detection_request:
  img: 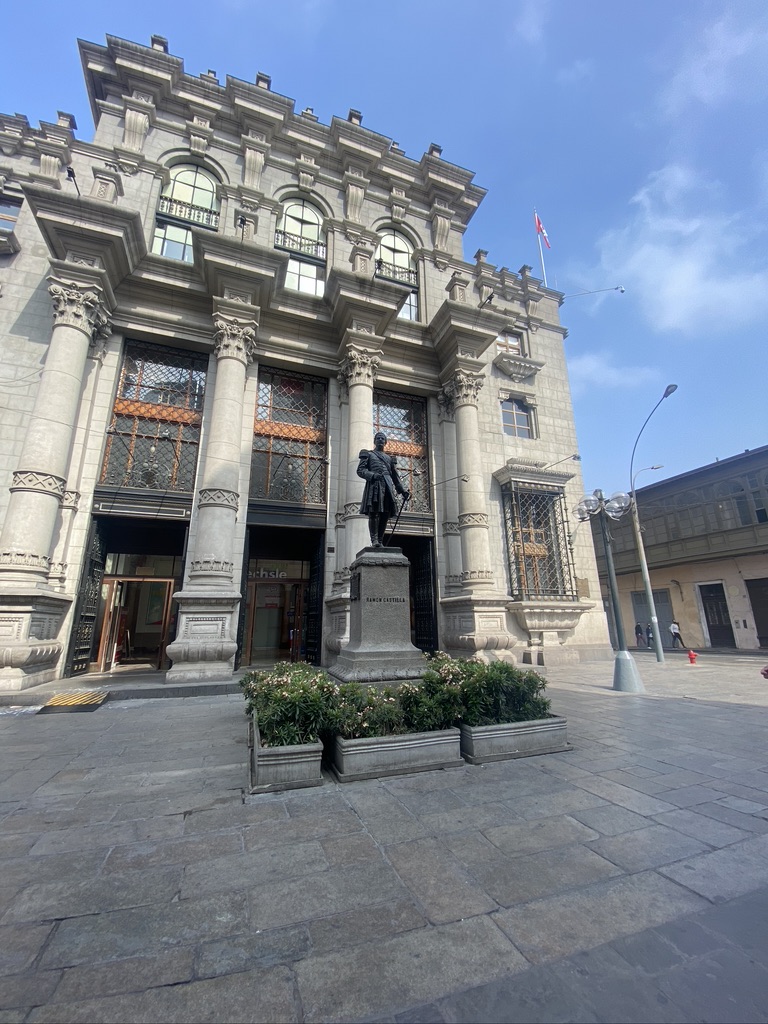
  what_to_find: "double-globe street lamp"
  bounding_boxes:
[574,489,645,693]
[629,384,678,663]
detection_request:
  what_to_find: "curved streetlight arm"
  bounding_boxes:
[628,385,677,494]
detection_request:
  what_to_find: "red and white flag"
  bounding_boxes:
[534,211,551,249]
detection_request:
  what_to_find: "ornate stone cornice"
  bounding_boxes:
[212,313,258,365]
[441,370,484,409]
[338,348,380,392]
[48,279,112,340]
[10,471,66,500]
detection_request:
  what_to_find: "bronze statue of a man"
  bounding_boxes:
[357,431,410,547]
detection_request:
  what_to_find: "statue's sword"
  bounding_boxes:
[384,494,410,546]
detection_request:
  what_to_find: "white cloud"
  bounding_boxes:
[662,14,768,117]
[556,59,593,86]
[567,351,658,398]
[594,164,768,335]
[510,0,551,46]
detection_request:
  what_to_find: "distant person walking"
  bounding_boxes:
[761,665,768,680]
[635,623,646,648]
[669,620,686,649]
[646,623,654,647]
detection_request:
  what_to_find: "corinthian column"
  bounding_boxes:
[338,343,381,567]
[166,302,258,682]
[441,371,494,590]
[0,273,111,585]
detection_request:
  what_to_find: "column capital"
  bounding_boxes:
[212,311,259,366]
[441,370,484,409]
[47,276,112,341]
[338,346,380,393]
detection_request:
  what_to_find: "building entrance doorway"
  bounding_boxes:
[699,582,736,647]
[96,578,175,672]
[746,578,768,648]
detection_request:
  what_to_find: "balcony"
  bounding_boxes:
[274,230,326,260]
[158,196,219,229]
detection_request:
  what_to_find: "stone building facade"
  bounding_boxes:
[590,446,768,652]
[0,33,610,690]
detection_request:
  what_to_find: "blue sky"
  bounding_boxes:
[4,0,767,495]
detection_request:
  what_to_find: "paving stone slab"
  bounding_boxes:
[655,948,768,1024]
[692,801,768,833]
[27,964,298,1023]
[195,927,310,977]
[320,832,380,867]
[651,808,750,848]
[494,871,709,964]
[103,830,244,872]
[2,865,183,925]
[608,928,686,974]
[384,838,498,923]
[0,923,55,976]
[296,915,527,1023]
[572,776,678,815]
[28,816,183,857]
[308,899,427,955]
[659,834,768,901]
[0,971,60,1011]
[248,860,407,931]
[587,823,711,872]
[417,801,522,836]
[51,950,195,1004]
[568,804,651,836]
[243,807,365,851]
[39,892,248,968]
[468,843,623,907]
[180,841,329,898]
[482,815,600,857]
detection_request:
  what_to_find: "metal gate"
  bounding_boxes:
[65,519,106,676]
[304,532,324,665]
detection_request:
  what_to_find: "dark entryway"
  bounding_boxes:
[699,582,736,647]
[395,536,438,653]
[746,578,768,648]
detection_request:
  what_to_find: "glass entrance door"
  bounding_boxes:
[96,578,175,671]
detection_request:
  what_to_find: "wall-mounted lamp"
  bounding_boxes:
[66,166,80,197]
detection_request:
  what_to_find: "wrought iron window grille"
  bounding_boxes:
[502,484,576,600]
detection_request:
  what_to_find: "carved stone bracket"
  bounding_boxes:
[48,279,112,340]
[10,471,65,500]
[212,314,258,365]
[442,520,460,536]
[62,491,80,511]
[343,166,369,224]
[198,488,239,510]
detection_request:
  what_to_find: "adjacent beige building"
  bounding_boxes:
[0,33,610,690]
[591,446,768,652]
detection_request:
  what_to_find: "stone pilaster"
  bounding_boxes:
[436,392,462,594]
[0,270,113,688]
[165,301,259,682]
[440,371,494,592]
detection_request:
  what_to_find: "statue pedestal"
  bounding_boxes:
[329,547,425,686]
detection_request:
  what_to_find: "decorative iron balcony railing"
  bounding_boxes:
[158,196,220,228]
[375,260,418,287]
[274,230,327,260]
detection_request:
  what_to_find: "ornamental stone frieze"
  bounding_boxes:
[442,521,460,536]
[441,371,484,409]
[48,280,112,340]
[212,315,258,365]
[198,488,239,510]
[458,512,489,530]
[460,568,494,583]
[189,558,235,577]
[342,502,361,522]
[337,349,380,393]
[10,471,66,500]
[0,551,51,571]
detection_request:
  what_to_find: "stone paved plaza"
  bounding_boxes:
[2,652,768,1022]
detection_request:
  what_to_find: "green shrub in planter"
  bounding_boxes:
[334,683,406,739]
[398,667,465,733]
[240,662,339,746]
[458,661,551,726]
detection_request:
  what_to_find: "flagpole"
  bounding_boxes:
[534,208,548,286]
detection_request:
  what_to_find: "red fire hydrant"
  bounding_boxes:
[688,650,697,665]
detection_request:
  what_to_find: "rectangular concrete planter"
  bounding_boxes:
[247,719,324,794]
[331,728,463,783]
[460,716,571,765]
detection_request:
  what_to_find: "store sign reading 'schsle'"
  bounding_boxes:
[250,560,304,580]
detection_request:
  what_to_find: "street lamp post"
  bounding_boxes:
[628,384,678,664]
[574,489,644,693]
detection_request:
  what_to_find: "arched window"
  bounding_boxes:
[275,199,326,297]
[375,230,418,321]
[501,397,534,439]
[151,165,220,263]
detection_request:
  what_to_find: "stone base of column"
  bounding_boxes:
[329,547,425,686]
[441,593,519,660]
[165,588,241,683]
[0,590,71,690]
